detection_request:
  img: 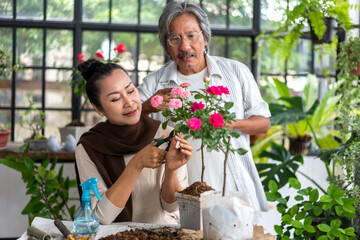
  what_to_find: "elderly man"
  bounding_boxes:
[138,1,271,220]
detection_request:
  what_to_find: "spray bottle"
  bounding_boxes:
[73,177,102,234]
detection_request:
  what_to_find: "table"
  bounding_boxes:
[18,217,180,240]
[0,142,75,163]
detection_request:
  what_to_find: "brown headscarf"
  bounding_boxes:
[75,114,161,222]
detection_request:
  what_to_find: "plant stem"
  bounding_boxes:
[222,137,231,197]
[297,170,326,194]
[201,142,205,182]
[40,179,58,220]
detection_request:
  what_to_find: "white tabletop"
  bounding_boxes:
[18,217,180,240]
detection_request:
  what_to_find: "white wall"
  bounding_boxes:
[0,163,78,238]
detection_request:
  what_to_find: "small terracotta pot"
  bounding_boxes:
[289,136,312,155]
[0,130,11,148]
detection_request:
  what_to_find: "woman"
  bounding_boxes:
[75,59,192,225]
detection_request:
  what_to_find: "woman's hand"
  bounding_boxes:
[165,133,193,171]
[142,88,172,114]
[132,141,167,170]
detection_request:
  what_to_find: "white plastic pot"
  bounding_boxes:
[202,191,254,240]
[174,192,202,230]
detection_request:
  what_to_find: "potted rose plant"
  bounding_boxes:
[151,79,254,239]
[59,43,127,143]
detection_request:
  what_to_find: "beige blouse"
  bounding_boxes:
[75,126,188,225]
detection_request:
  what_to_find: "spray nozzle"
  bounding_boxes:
[80,177,102,202]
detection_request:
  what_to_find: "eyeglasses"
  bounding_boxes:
[167,30,203,47]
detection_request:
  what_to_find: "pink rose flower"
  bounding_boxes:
[206,86,222,96]
[171,87,183,97]
[169,98,182,109]
[180,83,191,87]
[188,118,202,130]
[209,113,224,129]
[190,101,205,112]
[220,86,229,94]
[96,52,104,59]
[150,95,163,108]
[179,90,191,98]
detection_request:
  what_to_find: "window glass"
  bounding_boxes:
[229,37,251,68]
[45,111,71,140]
[138,33,164,72]
[0,0,12,18]
[15,69,43,108]
[15,110,30,141]
[229,0,252,29]
[259,40,285,74]
[209,36,226,57]
[47,0,74,20]
[260,0,284,30]
[82,31,109,59]
[314,45,337,76]
[17,28,43,67]
[0,110,11,130]
[259,75,285,103]
[112,32,137,71]
[140,0,164,25]
[112,0,138,24]
[46,30,73,68]
[202,0,226,28]
[17,0,43,19]
[288,39,311,74]
[83,0,109,22]
[45,70,72,108]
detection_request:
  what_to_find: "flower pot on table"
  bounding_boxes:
[24,138,48,151]
[201,191,254,240]
[174,192,202,230]
[0,130,11,148]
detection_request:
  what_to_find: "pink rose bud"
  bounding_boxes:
[204,76,210,82]
[209,113,224,129]
[188,118,202,130]
[150,95,163,108]
[180,83,191,87]
[169,98,182,109]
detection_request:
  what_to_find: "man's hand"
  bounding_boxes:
[142,88,172,115]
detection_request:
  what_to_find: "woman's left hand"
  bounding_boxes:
[165,133,193,171]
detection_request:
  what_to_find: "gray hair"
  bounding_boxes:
[158,1,211,54]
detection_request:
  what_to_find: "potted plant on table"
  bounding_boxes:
[59,43,127,143]
[0,122,11,148]
[151,79,253,239]
[20,99,48,151]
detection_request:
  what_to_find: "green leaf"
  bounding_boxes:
[289,178,301,189]
[277,205,286,214]
[26,187,40,195]
[320,195,332,202]
[0,158,28,173]
[309,189,319,202]
[295,211,306,220]
[47,170,57,180]
[34,174,42,183]
[268,180,278,193]
[313,206,323,216]
[294,228,303,236]
[41,156,50,168]
[318,224,331,232]
[38,166,46,178]
[282,214,292,222]
[277,197,287,205]
[291,220,303,229]
[344,227,356,236]
[317,236,329,240]
[304,224,316,233]
[303,202,314,211]
[330,219,341,229]
[274,225,283,235]
[295,195,304,201]
[298,189,309,195]
[265,192,277,202]
[289,205,299,216]
[304,216,312,226]
[236,148,247,155]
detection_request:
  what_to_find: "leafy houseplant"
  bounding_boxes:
[256,0,352,62]
[0,143,79,224]
[20,99,47,151]
[267,177,356,240]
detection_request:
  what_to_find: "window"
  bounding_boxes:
[0,0,349,142]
